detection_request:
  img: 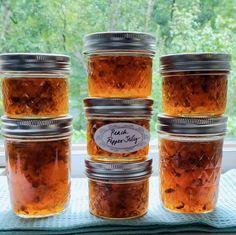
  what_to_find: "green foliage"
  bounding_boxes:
[0,0,235,141]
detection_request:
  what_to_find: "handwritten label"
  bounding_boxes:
[94,123,150,153]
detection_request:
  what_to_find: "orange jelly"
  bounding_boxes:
[86,159,152,219]
[160,53,231,116]
[158,115,227,213]
[84,98,153,162]
[2,116,72,218]
[0,53,69,118]
[83,32,156,98]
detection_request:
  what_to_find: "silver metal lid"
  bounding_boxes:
[85,158,152,181]
[158,114,227,135]
[84,98,153,117]
[83,31,156,55]
[160,53,231,72]
[0,53,70,73]
[1,115,73,138]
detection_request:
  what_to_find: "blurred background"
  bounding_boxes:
[0,0,235,142]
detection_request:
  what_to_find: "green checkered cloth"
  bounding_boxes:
[0,170,236,235]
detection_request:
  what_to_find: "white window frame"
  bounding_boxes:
[1,142,235,177]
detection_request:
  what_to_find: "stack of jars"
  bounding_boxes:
[0,53,73,218]
[83,32,156,219]
[158,53,231,213]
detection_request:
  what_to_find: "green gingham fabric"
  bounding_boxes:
[0,170,236,235]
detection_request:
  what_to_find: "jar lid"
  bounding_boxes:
[160,53,231,73]
[0,53,70,73]
[85,158,152,181]
[158,114,227,135]
[84,98,153,117]
[1,115,73,138]
[83,31,156,55]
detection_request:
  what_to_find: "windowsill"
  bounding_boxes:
[0,168,6,176]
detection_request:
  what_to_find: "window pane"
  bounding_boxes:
[0,0,235,143]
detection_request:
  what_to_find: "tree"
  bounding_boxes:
[0,0,235,139]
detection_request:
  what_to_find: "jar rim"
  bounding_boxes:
[83,31,156,55]
[85,158,152,181]
[84,50,155,57]
[1,115,73,138]
[88,175,151,183]
[157,114,227,135]
[160,52,231,72]
[0,53,70,73]
[84,98,153,117]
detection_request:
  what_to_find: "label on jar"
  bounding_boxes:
[94,122,150,153]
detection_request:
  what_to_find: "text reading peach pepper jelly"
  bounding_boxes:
[84,98,153,162]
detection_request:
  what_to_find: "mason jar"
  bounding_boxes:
[160,53,231,116]
[83,32,156,98]
[158,114,227,213]
[84,98,153,162]
[1,116,73,218]
[0,53,70,118]
[85,159,152,219]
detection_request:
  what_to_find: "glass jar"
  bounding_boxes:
[160,53,231,116]
[84,98,153,162]
[0,53,70,118]
[158,115,227,213]
[85,159,152,219]
[83,32,156,98]
[1,116,73,218]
